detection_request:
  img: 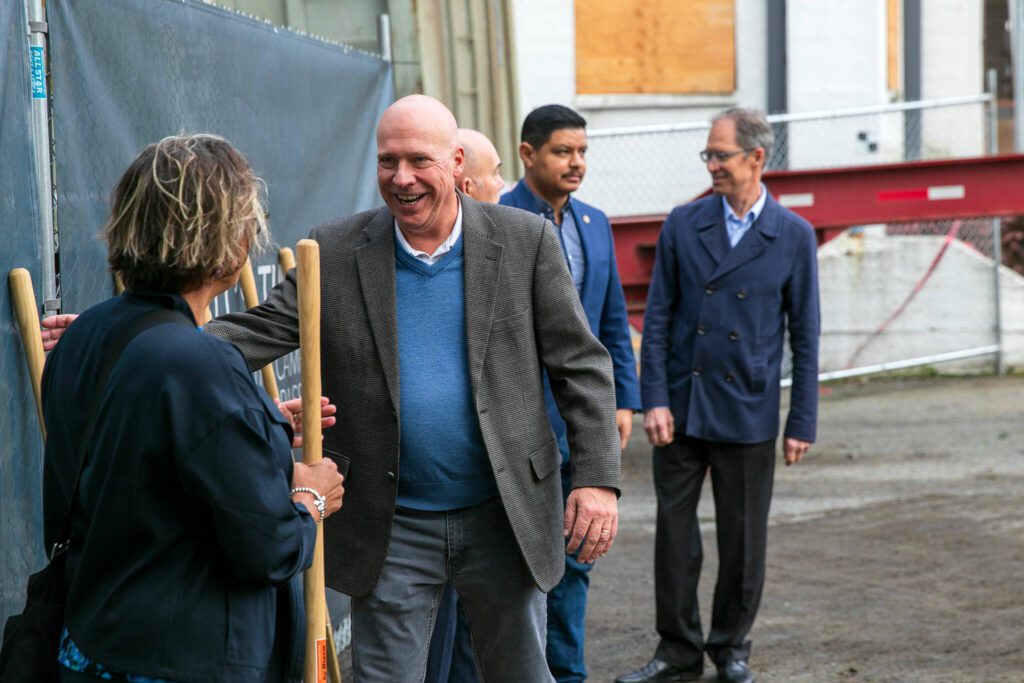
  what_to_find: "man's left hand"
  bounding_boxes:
[783,437,811,466]
[564,486,618,564]
[615,409,633,451]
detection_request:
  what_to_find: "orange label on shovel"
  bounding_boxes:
[316,637,327,683]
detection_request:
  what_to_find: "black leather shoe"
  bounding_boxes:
[615,658,701,683]
[717,659,755,683]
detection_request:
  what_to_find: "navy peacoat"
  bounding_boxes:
[640,193,820,444]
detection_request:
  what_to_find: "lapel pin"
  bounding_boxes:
[582,214,591,224]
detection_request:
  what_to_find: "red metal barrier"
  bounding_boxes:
[612,154,1024,330]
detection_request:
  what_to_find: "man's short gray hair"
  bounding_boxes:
[713,108,773,162]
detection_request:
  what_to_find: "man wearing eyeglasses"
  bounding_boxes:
[616,109,820,683]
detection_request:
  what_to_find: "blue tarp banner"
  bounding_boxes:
[0,0,48,624]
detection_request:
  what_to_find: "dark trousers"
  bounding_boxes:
[652,436,775,672]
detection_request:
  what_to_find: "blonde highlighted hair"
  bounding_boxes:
[104,134,269,293]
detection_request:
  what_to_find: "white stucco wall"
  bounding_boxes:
[509,0,576,122]
[920,0,987,157]
[787,0,888,112]
[785,0,892,168]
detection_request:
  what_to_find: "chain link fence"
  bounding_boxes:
[577,95,993,217]
[592,96,1017,381]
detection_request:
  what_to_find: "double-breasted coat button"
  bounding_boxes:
[724,373,735,383]
[387,471,396,481]
[736,289,747,299]
[729,331,740,341]
[696,325,707,335]
[704,285,716,295]
[692,367,703,377]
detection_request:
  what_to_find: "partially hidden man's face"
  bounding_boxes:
[705,117,762,199]
[522,127,587,198]
[465,144,504,204]
[377,115,464,237]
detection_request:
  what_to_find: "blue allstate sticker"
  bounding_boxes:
[30,46,46,98]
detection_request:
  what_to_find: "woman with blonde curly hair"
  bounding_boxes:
[41,134,343,682]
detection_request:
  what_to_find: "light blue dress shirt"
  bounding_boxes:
[529,193,585,294]
[557,208,585,293]
[722,183,768,248]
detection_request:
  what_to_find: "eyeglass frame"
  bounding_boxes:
[699,148,751,164]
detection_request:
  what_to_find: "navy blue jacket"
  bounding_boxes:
[501,181,641,451]
[42,291,317,682]
[640,193,820,443]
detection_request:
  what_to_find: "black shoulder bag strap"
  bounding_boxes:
[0,307,192,683]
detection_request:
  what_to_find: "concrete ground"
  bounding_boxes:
[588,376,1024,683]
[337,375,1024,682]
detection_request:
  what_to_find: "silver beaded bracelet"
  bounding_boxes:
[290,486,326,523]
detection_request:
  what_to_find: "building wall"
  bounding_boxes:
[510,0,766,130]
[921,0,987,157]
[510,1,986,129]
[510,0,575,122]
[785,0,892,168]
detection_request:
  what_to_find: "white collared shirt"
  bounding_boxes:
[394,204,464,265]
[722,183,768,248]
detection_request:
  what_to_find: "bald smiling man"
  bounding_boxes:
[204,96,621,681]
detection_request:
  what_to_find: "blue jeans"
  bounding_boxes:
[545,463,593,683]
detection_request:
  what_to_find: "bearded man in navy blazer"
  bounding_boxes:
[618,109,819,683]
[502,104,641,683]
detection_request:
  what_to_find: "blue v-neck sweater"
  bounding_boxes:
[394,237,498,510]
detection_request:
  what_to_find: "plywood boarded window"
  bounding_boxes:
[575,0,735,95]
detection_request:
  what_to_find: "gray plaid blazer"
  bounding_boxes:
[206,194,620,596]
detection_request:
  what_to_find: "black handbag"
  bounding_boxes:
[0,546,69,681]
[0,308,191,682]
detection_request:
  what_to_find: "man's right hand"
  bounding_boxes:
[41,313,79,351]
[292,460,344,520]
[275,396,338,449]
[643,407,675,446]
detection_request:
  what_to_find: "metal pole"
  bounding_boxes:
[987,67,1005,376]
[903,0,922,160]
[25,0,58,317]
[1013,0,1024,152]
[987,68,999,156]
[767,0,788,170]
[377,14,392,63]
[588,94,992,138]
[780,345,1001,387]
[992,216,1004,376]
